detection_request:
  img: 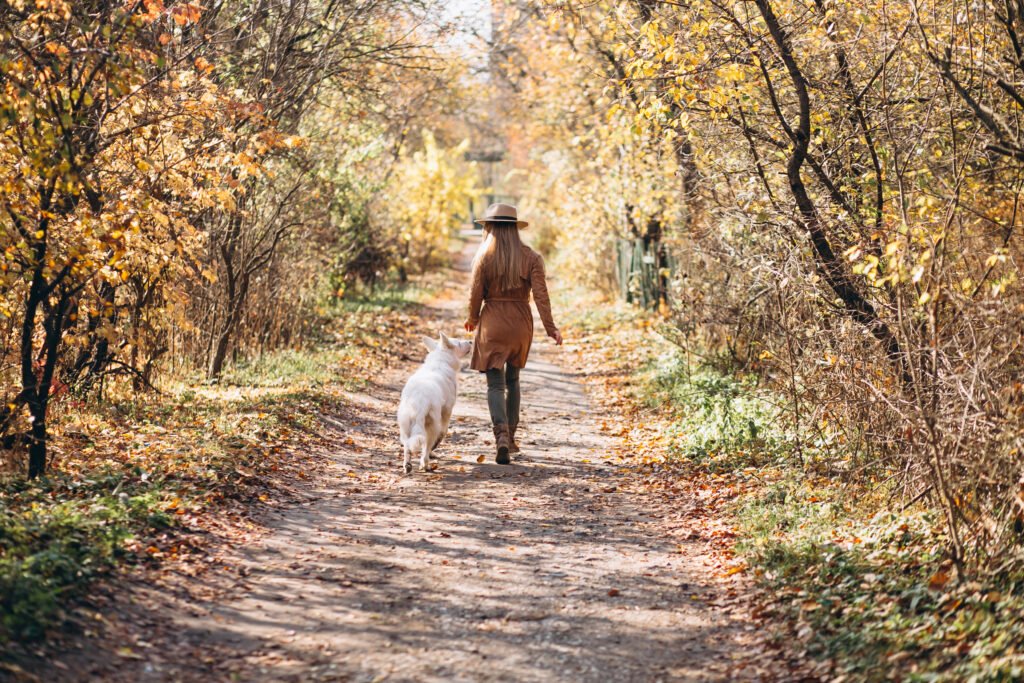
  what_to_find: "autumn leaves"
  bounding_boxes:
[0,1,463,477]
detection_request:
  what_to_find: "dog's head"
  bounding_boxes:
[422,332,472,360]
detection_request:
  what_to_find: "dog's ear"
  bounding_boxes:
[422,335,438,352]
[439,331,453,349]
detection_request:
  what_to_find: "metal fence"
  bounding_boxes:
[617,238,673,309]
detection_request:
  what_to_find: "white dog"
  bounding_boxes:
[397,332,472,473]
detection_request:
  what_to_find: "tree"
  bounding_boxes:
[0,1,231,476]
[511,0,1024,567]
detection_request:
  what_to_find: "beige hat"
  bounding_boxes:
[474,203,528,228]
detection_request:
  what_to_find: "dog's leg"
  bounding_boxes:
[406,434,426,474]
[420,439,430,472]
[435,406,452,450]
[401,438,413,475]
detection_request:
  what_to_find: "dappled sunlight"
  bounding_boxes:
[3,0,1023,680]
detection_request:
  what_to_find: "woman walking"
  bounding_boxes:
[464,203,562,464]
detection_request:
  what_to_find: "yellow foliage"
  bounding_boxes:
[379,130,479,273]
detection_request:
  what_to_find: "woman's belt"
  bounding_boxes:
[484,297,527,302]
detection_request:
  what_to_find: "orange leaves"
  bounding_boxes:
[927,569,952,591]
[0,0,261,439]
[193,56,214,74]
[171,3,203,26]
[143,0,167,17]
[43,41,69,59]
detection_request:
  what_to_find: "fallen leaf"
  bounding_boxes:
[928,570,951,591]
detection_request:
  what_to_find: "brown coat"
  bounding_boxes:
[467,245,558,371]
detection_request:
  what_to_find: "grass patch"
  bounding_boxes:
[0,475,171,641]
[737,477,1024,681]
[338,281,431,312]
[227,348,357,389]
[646,349,1024,680]
[224,283,426,390]
[640,350,787,471]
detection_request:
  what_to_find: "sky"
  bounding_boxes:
[439,0,492,48]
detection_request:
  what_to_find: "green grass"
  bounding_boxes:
[640,349,790,471]
[337,281,431,311]
[737,479,1024,681]
[0,473,172,641]
[226,348,356,389]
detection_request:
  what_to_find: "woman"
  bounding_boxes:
[464,203,562,464]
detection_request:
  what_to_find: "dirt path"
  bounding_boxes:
[37,239,772,682]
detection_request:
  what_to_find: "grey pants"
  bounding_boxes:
[485,363,521,426]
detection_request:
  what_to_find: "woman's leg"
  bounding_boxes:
[485,367,511,464]
[505,363,522,454]
[505,363,521,427]
[485,368,508,424]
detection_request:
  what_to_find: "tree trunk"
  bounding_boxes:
[207,269,249,380]
[27,403,47,479]
[208,317,234,379]
[755,0,909,383]
[209,225,241,380]
[21,260,46,478]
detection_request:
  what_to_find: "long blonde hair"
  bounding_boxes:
[473,222,525,292]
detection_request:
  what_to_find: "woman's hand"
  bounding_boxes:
[551,330,563,346]
[464,320,476,332]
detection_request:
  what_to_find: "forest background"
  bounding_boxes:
[2,0,1024,680]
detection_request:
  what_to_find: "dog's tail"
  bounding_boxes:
[406,433,427,456]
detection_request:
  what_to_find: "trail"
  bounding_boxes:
[41,239,770,682]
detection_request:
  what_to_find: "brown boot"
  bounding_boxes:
[508,423,520,454]
[493,424,511,464]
